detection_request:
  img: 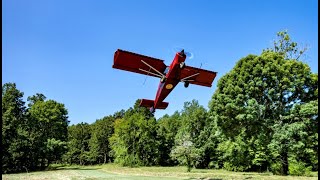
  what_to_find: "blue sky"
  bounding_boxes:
[3,0,318,125]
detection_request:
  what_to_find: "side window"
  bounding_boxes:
[164,67,170,74]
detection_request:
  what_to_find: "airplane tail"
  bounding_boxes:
[139,99,169,112]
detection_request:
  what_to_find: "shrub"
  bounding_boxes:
[270,162,283,175]
[289,161,312,176]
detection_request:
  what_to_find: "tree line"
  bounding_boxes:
[2,31,318,176]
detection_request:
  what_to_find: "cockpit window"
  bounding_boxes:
[164,67,170,74]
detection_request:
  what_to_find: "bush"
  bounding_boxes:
[123,154,140,167]
[223,162,247,172]
[208,161,219,169]
[289,161,312,176]
[270,162,283,175]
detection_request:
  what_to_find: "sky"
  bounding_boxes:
[2,0,318,125]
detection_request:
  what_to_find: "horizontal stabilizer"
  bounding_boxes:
[157,101,169,109]
[139,99,169,110]
[140,99,154,108]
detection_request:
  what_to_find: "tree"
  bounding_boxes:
[2,83,29,173]
[88,115,115,164]
[208,31,317,175]
[110,100,159,166]
[65,123,91,165]
[27,93,46,107]
[171,132,200,172]
[196,115,226,169]
[28,98,69,168]
[268,30,308,60]
[268,99,318,175]
[156,111,181,166]
[170,100,208,170]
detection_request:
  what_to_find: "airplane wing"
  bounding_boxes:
[113,49,167,78]
[179,65,217,87]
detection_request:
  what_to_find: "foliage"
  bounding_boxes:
[156,111,181,166]
[88,115,115,164]
[171,132,200,172]
[2,83,28,173]
[109,100,159,167]
[170,100,208,171]
[289,160,312,176]
[266,30,308,60]
[2,83,69,173]
[28,98,69,168]
[208,31,317,175]
[64,123,91,165]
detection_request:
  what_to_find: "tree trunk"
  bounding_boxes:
[104,153,107,164]
[186,156,191,172]
[281,151,288,175]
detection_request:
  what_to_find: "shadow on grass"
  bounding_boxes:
[47,166,101,171]
[242,173,272,176]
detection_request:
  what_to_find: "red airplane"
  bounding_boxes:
[112,49,217,112]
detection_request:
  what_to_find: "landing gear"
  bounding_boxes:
[180,62,185,69]
[160,77,166,83]
[150,107,155,113]
[184,82,189,88]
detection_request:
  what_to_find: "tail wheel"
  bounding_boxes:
[150,107,155,113]
[184,82,189,88]
[180,62,185,69]
[160,77,166,83]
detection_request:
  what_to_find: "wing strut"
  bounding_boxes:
[181,72,200,82]
[139,68,163,78]
[140,60,166,78]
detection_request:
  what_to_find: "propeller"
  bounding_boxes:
[172,47,194,59]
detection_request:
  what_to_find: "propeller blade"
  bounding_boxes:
[172,47,194,59]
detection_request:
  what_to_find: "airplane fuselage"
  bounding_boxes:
[153,52,186,110]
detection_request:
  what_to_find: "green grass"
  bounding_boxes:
[2,164,318,180]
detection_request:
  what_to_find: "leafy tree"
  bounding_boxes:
[27,93,46,107]
[171,132,200,172]
[180,100,208,140]
[89,115,115,164]
[170,100,208,170]
[208,31,317,175]
[28,98,69,168]
[157,111,181,166]
[64,123,92,165]
[2,83,29,173]
[110,100,159,166]
[266,30,308,60]
[268,99,318,175]
[113,109,126,119]
[197,116,226,169]
[217,132,254,172]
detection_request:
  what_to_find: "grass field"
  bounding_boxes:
[2,164,318,180]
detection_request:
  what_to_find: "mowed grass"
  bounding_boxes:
[2,163,318,180]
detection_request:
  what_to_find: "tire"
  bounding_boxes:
[180,62,185,68]
[184,82,189,88]
[150,107,155,113]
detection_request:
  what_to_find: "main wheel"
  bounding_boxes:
[184,82,189,88]
[180,62,185,68]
